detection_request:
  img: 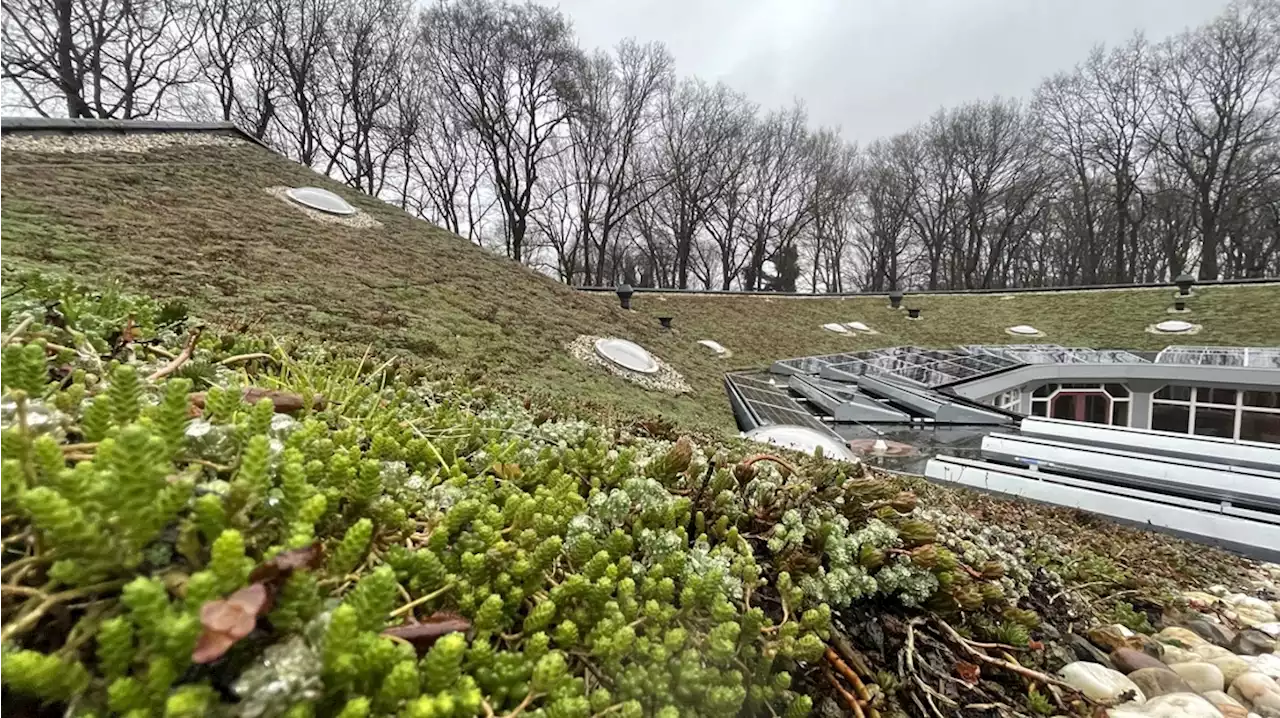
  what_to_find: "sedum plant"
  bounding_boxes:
[0,276,1030,717]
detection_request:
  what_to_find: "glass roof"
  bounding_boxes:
[777,346,1020,389]
[776,343,1166,389]
[1154,346,1280,368]
[965,345,1150,365]
[728,372,833,432]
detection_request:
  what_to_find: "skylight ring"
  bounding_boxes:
[285,186,358,216]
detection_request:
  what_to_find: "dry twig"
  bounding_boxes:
[148,328,202,382]
[932,616,1089,707]
[2,316,34,347]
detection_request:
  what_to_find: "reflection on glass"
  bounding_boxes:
[1151,404,1190,433]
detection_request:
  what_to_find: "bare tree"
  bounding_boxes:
[1035,36,1156,282]
[739,104,819,290]
[852,136,915,290]
[648,78,754,287]
[567,40,673,286]
[1145,0,1280,278]
[3,0,202,118]
[262,0,335,165]
[422,0,582,263]
[318,0,409,194]
[191,0,276,136]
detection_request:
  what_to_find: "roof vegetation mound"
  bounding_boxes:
[2,129,1279,432]
[0,273,1266,718]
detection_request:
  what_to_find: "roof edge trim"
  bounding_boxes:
[1,117,271,150]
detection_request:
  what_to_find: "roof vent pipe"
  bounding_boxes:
[888,290,905,309]
[658,316,672,330]
[1174,273,1195,296]
[906,307,922,320]
[616,284,634,310]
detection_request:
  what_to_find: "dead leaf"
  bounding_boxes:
[189,389,326,415]
[492,463,522,481]
[192,583,270,664]
[955,660,981,685]
[381,612,471,654]
[248,542,323,586]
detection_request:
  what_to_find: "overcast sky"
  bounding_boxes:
[546,0,1233,143]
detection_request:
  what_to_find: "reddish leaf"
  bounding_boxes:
[1028,640,1045,651]
[381,613,471,654]
[226,583,271,619]
[192,583,271,664]
[955,661,981,685]
[248,542,323,586]
[192,630,239,664]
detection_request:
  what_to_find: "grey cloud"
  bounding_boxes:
[547,0,1233,141]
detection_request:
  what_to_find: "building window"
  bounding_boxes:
[1028,383,1131,427]
[993,389,1021,412]
[1151,384,1280,444]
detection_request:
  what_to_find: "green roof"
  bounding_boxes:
[3,127,1278,432]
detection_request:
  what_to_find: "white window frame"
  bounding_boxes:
[1029,383,1132,426]
[1152,386,1280,441]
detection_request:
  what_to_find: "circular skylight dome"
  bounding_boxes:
[593,338,659,374]
[744,425,857,462]
[1154,320,1195,333]
[846,321,871,332]
[822,323,850,334]
[286,187,357,216]
[1007,325,1041,336]
[697,339,727,355]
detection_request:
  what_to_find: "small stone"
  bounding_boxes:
[1250,654,1280,680]
[1230,673,1280,716]
[1068,633,1115,668]
[1162,645,1202,665]
[1186,591,1224,608]
[1170,662,1226,693]
[1190,619,1240,648]
[1106,693,1226,718]
[1199,645,1241,661]
[1127,667,1195,699]
[1257,624,1280,639]
[1235,630,1278,656]
[1114,648,1172,673]
[1210,585,1232,597]
[1159,626,1211,648]
[1059,661,1147,704]
[1092,625,1139,652]
[1226,595,1278,627]
[1211,655,1256,686]
[1203,689,1245,712]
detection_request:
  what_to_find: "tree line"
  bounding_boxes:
[4,0,1279,289]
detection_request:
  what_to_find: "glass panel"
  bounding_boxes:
[1104,383,1129,398]
[1032,384,1055,398]
[1151,404,1190,434]
[1240,411,1280,444]
[1111,401,1129,427]
[1050,394,1077,419]
[1243,391,1280,409]
[1155,385,1192,401]
[1193,406,1236,439]
[1031,402,1047,417]
[1196,387,1237,406]
[1083,394,1110,424]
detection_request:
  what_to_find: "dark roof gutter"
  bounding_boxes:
[575,276,1279,298]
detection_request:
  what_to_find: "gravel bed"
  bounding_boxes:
[2,132,247,154]
[567,335,690,393]
[265,186,382,229]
